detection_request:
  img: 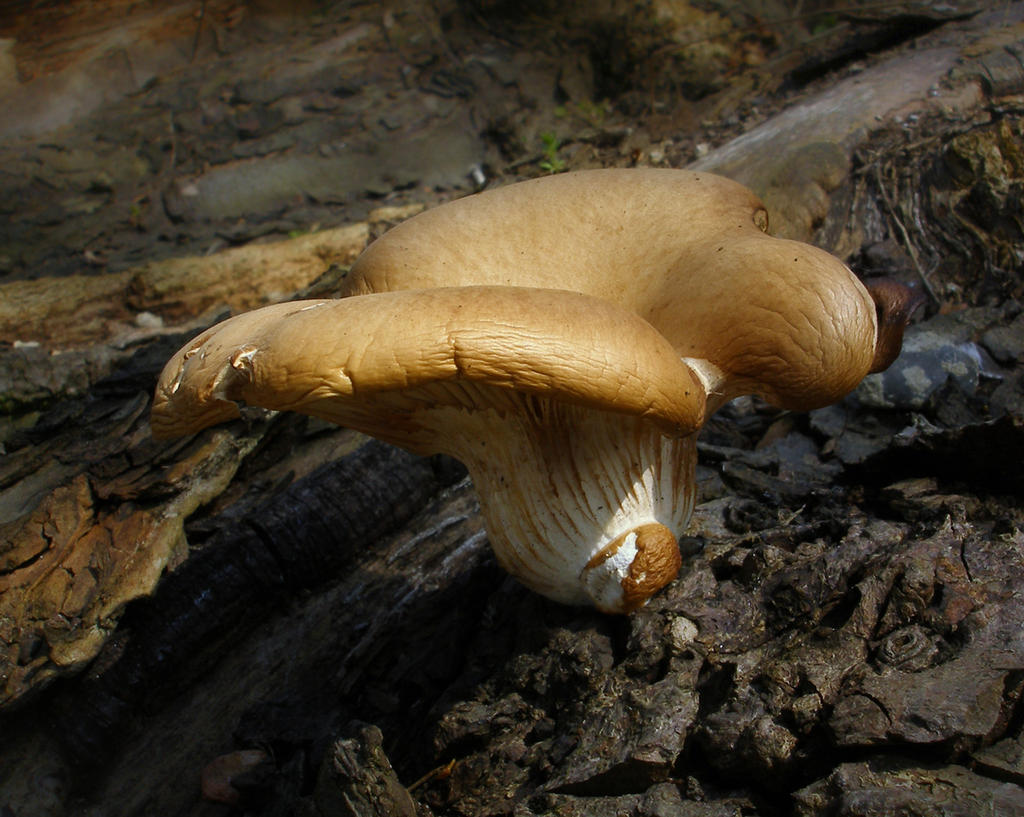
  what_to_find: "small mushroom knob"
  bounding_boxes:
[581,523,682,613]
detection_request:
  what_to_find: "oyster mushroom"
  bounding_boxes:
[152,169,914,613]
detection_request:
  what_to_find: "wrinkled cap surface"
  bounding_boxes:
[152,287,709,444]
[343,168,885,413]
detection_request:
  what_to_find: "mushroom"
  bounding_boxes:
[152,169,915,613]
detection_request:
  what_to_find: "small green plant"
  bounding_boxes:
[575,98,610,126]
[287,223,319,239]
[539,131,567,174]
[810,12,839,36]
[554,99,610,126]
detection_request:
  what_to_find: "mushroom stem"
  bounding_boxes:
[433,402,696,613]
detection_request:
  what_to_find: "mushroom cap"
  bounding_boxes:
[344,168,880,412]
[151,286,707,444]
[647,234,877,410]
[344,169,768,306]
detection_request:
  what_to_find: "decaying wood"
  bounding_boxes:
[0,224,369,348]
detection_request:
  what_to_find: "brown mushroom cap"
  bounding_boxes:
[152,286,708,445]
[647,234,878,410]
[343,168,879,412]
[343,169,767,306]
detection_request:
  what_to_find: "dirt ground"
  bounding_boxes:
[2,1,1024,816]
